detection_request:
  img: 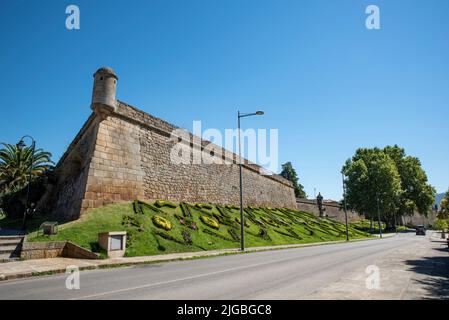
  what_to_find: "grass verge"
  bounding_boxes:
[23,201,371,258]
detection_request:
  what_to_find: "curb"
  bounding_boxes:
[0,234,393,282]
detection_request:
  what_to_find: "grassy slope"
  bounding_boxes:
[350,219,407,233]
[26,201,371,258]
[350,219,386,233]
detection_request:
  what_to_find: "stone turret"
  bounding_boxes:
[91,67,118,115]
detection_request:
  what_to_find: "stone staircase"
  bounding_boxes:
[0,235,24,262]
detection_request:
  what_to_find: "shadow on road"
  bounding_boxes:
[405,247,449,300]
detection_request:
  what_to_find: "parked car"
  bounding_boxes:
[415,225,426,236]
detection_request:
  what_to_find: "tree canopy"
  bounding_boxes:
[0,142,54,194]
[342,145,435,228]
[383,145,435,217]
[280,162,306,198]
[437,189,449,220]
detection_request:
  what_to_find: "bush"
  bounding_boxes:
[152,215,172,231]
[0,170,56,219]
[0,190,25,219]
[180,202,192,217]
[434,219,448,231]
[182,230,193,244]
[133,200,162,214]
[154,200,177,209]
[234,217,250,227]
[200,215,220,229]
[195,203,213,210]
[258,228,271,240]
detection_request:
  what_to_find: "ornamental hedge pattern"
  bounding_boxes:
[129,199,370,252]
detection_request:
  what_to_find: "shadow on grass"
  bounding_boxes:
[405,248,449,299]
[0,214,55,236]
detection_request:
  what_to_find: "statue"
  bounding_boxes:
[316,192,324,217]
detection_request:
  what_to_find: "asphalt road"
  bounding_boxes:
[0,233,437,299]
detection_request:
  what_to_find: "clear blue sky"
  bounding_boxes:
[1,0,448,200]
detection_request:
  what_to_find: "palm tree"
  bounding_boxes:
[0,142,54,194]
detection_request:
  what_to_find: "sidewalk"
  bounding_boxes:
[0,236,387,282]
[305,231,449,299]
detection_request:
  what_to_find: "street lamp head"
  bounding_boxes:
[255,111,264,115]
[16,140,26,149]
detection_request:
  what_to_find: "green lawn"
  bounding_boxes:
[25,200,371,258]
[350,219,407,233]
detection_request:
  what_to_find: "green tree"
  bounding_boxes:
[384,145,435,217]
[280,162,306,198]
[434,219,448,231]
[0,142,54,194]
[438,189,449,219]
[342,148,402,229]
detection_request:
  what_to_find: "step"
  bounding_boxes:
[0,236,24,241]
[0,239,23,245]
[0,253,20,263]
[0,246,19,254]
[0,253,12,261]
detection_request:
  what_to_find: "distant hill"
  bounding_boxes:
[435,193,445,207]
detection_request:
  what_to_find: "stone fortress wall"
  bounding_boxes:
[296,199,437,227]
[296,199,361,223]
[49,67,296,221]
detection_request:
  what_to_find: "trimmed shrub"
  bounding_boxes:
[154,230,184,245]
[133,200,162,214]
[234,217,250,228]
[154,200,177,209]
[203,228,235,242]
[260,216,279,228]
[216,205,231,218]
[152,215,172,231]
[180,202,192,217]
[182,230,193,244]
[258,228,271,240]
[122,215,146,233]
[228,228,240,241]
[174,213,198,230]
[274,229,302,240]
[200,215,220,230]
[195,203,213,210]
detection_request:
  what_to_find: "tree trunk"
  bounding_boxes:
[385,215,395,231]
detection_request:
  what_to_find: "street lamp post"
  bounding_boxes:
[376,192,383,239]
[16,135,36,231]
[238,110,264,251]
[341,172,349,242]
